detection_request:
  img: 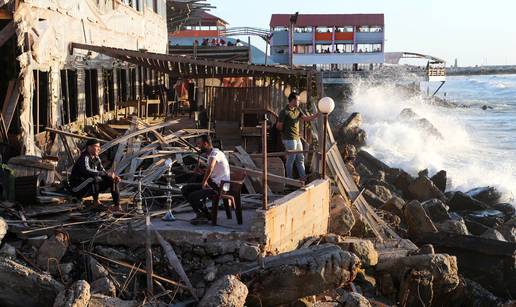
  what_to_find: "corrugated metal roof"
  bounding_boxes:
[269,14,384,27]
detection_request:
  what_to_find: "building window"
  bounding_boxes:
[336,26,353,33]
[316,44,333,54]
[356,43,383,53]
[294,27,312,33]
[273,26,288,32]
[357,26,383,33]
[316,26,333,33]
[32,71,49,134]
[60,70,78,125]
[293,45,314,54]
[85,69,99,118]
[335,44,354,53]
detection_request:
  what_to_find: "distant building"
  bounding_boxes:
[169,12,229,46]
[454,58,458,68]
[269,14,385,71]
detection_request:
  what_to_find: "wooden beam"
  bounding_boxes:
[0,21,15,48]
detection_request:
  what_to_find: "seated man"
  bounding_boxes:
[181,135,230,224]
[69,139,122,211]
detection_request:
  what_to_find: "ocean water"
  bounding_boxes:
[345,74,516,204]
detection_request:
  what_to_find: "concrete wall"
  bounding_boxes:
[253,179,331,254]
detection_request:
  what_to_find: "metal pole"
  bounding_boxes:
[262,119,268,210]
[145,214,154,296]
[321,113,328,178]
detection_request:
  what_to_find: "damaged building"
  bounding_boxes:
[0,0,168,156]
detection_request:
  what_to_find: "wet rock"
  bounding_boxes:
[89,294,138,307]
[464,218,490,236]
[0,243,16,258]
[407,175,446,202]
[37,232,70,270]
[345,162,361,185]
[342,112,362,129]
[436,215,469,235]
[88,257,109,281]
[0,217,7,244]
[416,118,443,139]
[399,108,419,119]
[480,228,507,241]
[367,185,392,203]
[391,169,415,198]
[199,275,248,307]
[0,258,63,307]
[53,280,90,307]
[381,196,405,218]
[430,170,447,192]
[90,277,116,297]
[238,243,260,261]
[338,292,371,307]
[491,203,516,220]
[404,200,438,237]
[357,150,391,174]
[465,210,505,228]
[443,277,501,307]
[466,186,502,205]
[363,189,385,208]
[340,127,367,147]
[330,196,355,236]
[500,217,516,242]
[421,199,450,223]
[447,191,490,212]
[336,238,378,267]
[243,244,360,306]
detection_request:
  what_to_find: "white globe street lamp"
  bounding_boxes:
[318,97,335,178]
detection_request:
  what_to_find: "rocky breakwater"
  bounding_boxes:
[332,111,516,302]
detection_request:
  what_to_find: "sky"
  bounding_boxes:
[209,0,516,67]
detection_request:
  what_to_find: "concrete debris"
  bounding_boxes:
[0,258,63,307]
[243,244,360,306]
[338,292,371,307]
[90,277,116,297]
[36,232,70,270]
[198,275,248,307]
[53,280,90,307]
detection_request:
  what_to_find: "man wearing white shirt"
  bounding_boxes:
[181,135,230,224]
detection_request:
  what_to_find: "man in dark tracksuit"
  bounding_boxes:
[70,139,121,211]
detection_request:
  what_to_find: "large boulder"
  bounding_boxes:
[430,170,447,192]
[381,196,405,218]
[336,238,378,267]
[464,218,490,236]
[243,244,360,306]
[404,200,438,238]
[421,199,451,223]
[407,175,446,202]
[442,277,502,307]
[447,192,490,212]
[342,112,362,129]
[340,127,367,147]
[491,203,516,220]
[390,169,415,199]
[367,185,393,203]
[436,215,469,235]
[0,258,63,307]
[465,186,502,205]
[199,275,248,307]
[499,217,516,242]
[53,280,90,307]
[329,195,356,236]
[340,144,357,162]
[480,228,507,241]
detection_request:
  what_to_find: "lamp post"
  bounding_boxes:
[318,97,335,179]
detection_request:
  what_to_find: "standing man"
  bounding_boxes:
[276,92,319,180]
[181,135,230,224]
[69,140,122,211]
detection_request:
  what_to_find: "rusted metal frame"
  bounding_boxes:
[71,43,311,76]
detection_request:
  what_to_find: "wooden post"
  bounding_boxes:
[262,118,268,210]
[265,40,269,65]
[321,113,328,179]
[145,214,153,296]
[35,71,40,134]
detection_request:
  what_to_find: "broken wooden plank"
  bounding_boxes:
[45,127,108,143]
[1,78,20,132]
